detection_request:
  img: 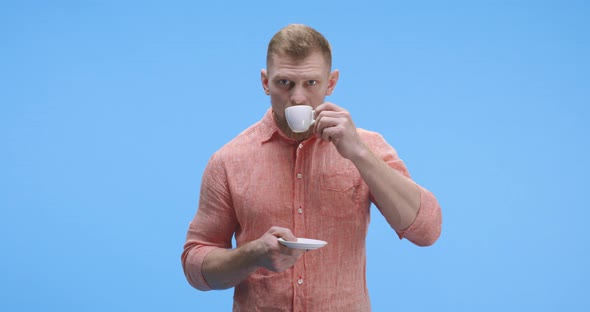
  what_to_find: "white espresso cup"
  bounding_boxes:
[285,105,316,133]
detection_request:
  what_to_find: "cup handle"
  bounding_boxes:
[311,110,316,125]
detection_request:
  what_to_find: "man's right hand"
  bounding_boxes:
[254,226,306,272]
[201,226,304,289]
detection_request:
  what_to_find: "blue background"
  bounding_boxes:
[1,1,588,311]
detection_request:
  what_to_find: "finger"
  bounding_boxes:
[320,126,343,143]
[315,117,345,140]
[269,226,297,242]
[314,103,341,121]
[314,115,339,132]
[314,111,349,133]
[314,102,329,114]
[290,249,306,258]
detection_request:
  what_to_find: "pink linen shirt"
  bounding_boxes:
[182,109,442,311]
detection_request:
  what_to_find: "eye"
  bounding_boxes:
[278,79,290,86]
[307,80,318,86]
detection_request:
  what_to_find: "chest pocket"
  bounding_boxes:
[318,154,364,218]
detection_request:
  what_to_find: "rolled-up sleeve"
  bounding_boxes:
[366,131,442,246]
[181,152,237,291]
[395,186,442,246]
[182,244,218,291]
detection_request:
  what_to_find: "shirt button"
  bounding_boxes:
[296,173,302,179]
[298,208,303,214]
[297,279,304,285]
[298,143,303,149]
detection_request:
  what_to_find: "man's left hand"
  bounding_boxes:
[314,102,367,161]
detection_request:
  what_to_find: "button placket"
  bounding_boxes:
[293,142,306,226]
[292,142,307,310]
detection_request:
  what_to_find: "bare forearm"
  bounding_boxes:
[202,242,261,290]
[198,226,305,290]
[351,146,421,230]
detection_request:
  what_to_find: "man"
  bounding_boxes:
[182,24,442,311]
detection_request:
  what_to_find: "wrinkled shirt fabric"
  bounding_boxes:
[182,109,442,311]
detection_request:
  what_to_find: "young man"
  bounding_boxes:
[182,24,442,311]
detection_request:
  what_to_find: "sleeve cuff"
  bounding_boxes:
[183,245,218,291]
[395,186,442,246]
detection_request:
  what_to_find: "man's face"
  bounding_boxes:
[261,51,339,139]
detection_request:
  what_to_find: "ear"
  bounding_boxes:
[261,69,270,95]
[326,69,339,96]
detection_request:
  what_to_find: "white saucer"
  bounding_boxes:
[278,237,327,250]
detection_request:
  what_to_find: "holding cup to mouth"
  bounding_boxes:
[285,105,316,133]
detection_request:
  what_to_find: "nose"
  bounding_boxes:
[290,85,307,105]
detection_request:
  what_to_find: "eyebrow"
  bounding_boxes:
[273,73,322,80]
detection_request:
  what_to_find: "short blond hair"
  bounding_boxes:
[266,24,332,70]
